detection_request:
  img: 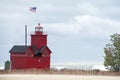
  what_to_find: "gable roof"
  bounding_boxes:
[9,45,30,53]
[39,46,48,53]
[39,46,52,53]
[32,46,52,54]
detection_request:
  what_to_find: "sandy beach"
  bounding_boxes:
[0,74,120,80]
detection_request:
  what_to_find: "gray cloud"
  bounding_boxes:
[0,0,120,65]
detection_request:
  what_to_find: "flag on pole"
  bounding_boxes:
[29,7,37,12]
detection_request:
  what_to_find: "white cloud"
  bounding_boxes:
[77,2,99,15]
[0,0,120,65]
[45,15,120,39]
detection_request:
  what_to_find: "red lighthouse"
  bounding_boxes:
[31,23,47,50]
[9,23,52,70]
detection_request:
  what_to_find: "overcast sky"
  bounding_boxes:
[0,0,120,66]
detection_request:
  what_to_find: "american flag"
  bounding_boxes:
[29,7,36,12]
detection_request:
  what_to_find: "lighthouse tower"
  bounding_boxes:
[31,23,47,50]
[10,23,51,70]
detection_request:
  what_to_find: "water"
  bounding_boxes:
[51,64,93,70]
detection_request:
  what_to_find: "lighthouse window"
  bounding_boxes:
[34,52,42,57]
[38,52,42,56]
[45,53,49,56]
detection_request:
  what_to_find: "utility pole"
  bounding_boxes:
[25,25,27,46]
